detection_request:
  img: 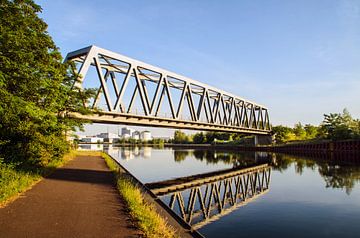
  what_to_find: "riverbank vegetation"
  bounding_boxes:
[102,153,177,238]
[0,151,77,206]
[272,109,360,143]
[172,109,360,145]
[0,0,94,202]
[0,0,94,206]
[0,0,94,165]
[115,138,165,146]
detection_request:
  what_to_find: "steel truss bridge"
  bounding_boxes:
[65,46,271,134]
[146,164,271,229]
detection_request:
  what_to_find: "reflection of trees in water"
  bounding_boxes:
[174,149,271,167]
[273,154,360,194]
[174,150,189,162]
[173,149,360,194]
[318,165,360,194]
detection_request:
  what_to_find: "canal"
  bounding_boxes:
[80,144,360,238]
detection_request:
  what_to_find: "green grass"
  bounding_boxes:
[0,160,41,205]
[0,151,78,207]
[102,152,177,238]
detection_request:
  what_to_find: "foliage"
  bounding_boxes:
[272,109,360,143]
[0,150,77,206]
[173,130,192,144]
[172,108,360,145]
[320,109,360,140]
[271,125,295,143]
[0,159,41,205]
[0,0,93,166]
[117,178,177,238]
[173,130,236,144]
[102,153,177,238]
[205,132,232,142]
[112,138,165,146]
[193,132,206,144]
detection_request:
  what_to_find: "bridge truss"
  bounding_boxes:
[147,164,271,229]
[65,46,271,134]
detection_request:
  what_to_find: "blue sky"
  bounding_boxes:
[36,0,360,136]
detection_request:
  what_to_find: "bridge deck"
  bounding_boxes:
[146,163,270,195]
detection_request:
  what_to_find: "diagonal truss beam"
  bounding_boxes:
[148,164,271,228]
[65,45,272,135]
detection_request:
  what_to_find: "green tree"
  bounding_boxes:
[193,132,206,144]
[304,124,319,139]
[293,122,306,140]
[320,109,359,140]
[0,0,93,165]
[173,130,190,144]
[272,125,294,143]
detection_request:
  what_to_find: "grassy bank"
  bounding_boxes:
[0,151,78,207]
[102,152,177,238]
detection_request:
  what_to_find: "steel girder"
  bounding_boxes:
[151,164,271,228]
[65,45,271,134]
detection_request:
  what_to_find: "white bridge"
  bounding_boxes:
[65,46,271,134]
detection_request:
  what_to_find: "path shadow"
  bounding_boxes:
[48,168,114,185]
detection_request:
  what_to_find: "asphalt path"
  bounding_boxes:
[0,155,141,238]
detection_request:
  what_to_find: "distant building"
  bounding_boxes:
[141,131,152,141]
[132,131,140,140]
[79,136,104,143]
[97,132,120,143]
[121,127,134,139]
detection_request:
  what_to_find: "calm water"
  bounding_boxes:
[80,144,360,237]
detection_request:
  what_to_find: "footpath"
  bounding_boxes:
[0,155,141,238]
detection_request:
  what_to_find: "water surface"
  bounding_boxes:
[80,144,360,238]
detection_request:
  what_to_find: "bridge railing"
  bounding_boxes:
[65,45,271,134]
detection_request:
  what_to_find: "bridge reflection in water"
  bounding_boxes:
[146,163,271,229]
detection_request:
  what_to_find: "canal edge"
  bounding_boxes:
[104,152,205,238]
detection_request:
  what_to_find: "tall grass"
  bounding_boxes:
[0,160,41,205]
[0,151,77,207]
[102,153,177,238]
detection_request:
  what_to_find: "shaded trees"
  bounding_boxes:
[193,132,206,144]
[0,0,93,165]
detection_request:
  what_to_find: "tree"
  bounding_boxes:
[272,125,294,143]
[304,124,318,139]
[173,130,189,144]
[293,122,306,140]
[193,132,206,144]
[320,109,359,140]
[0,0,93,165]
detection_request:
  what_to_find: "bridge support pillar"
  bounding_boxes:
[254,135,273,146]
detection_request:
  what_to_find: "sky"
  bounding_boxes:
[35,0,360,137]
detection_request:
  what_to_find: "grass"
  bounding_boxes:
[0,150,78,207]
[102,152,177,238]
[1,150,177,237]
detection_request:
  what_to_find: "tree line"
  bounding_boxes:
[172,130,246,144]
[173,109,360,144]
[273,109,360,143]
